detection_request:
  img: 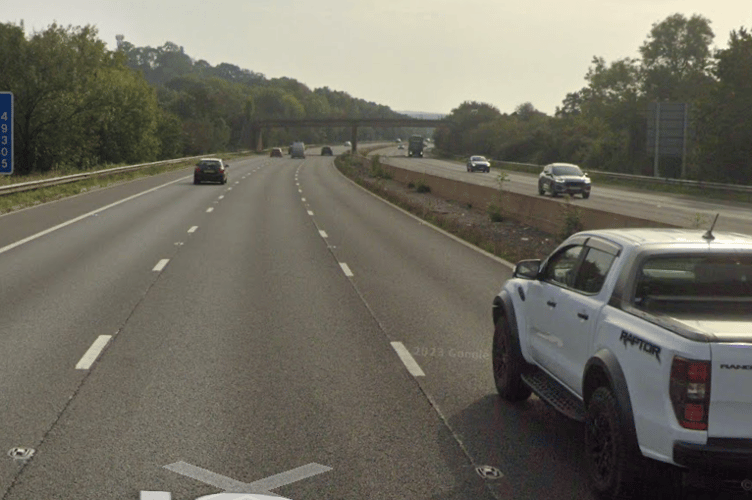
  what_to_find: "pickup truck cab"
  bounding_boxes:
[492,227,752,498]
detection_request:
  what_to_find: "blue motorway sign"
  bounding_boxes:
[0,92,12,174]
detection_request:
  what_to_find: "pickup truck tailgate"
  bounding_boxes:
[709,342,752,438]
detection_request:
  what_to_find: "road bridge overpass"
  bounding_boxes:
[251,117,445,152]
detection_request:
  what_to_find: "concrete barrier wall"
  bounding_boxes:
[377,163,679,236]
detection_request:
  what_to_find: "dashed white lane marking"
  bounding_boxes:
[227,187,233,191]
[301,197,306,202]
[298,189,302,193]
[187,226,198,233]
[234,181,240,185]
[391,341,425,377]
[307,210,314,216]
[153,259,169,272]
[319,230,328,238]
[339,262,353,277]
[76,335,112,370]
[218,195,225,200]
[206,207,214,213]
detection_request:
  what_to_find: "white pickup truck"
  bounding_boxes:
[492,227,752,498]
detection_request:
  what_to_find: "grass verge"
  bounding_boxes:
[335,153,553,263]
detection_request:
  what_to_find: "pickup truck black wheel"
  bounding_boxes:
[585,387,639,499]
[492,317,532,401]
[582,192,590,199]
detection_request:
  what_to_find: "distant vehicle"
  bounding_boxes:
[344,141,352,147]
[321,146,333,156]
[407,135,424,157]
[291,142,306,159]
[397,144,405,150]
[466,155,490,173]
[194,158,228,185]
[395,138,401,143]
[538,163,591,198]
[270,147,283,158]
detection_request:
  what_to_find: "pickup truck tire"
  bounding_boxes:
[492,317,532,401]
[585,386,640,499]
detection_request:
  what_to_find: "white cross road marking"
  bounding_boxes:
[162,461,331,495]
[75,335,112,369]
[141,493,171,500]
[153,259,170,272]
[319,230,328,238]
[307,211,314,216]
[188,226,198,233]
[391,342,425,377]
[206,207,214,213]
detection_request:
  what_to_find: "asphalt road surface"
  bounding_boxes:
[0,148,745,500]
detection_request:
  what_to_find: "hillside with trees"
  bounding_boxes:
[0,22,407,176]
[435,14,752,183]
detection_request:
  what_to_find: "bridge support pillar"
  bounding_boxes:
[255,128,264,152]
[351,125,358,153]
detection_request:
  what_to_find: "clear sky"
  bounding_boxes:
[5,0,749,116]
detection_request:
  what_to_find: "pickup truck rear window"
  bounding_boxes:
[634,255,752,313]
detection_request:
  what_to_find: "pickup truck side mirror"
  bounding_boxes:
[514,259,541,279]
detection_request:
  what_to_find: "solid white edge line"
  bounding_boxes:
[153,259,169,272]
[339,262,353,277]
[188,226,198,233]
[319,230,328,238]
[206,207,214,213]
[75,335,113,370]
[0,175,191,257]
[391,341,425,377]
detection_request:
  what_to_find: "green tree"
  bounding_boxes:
[1,23,126,173]
[695,27,752,182]
[639,13,715,100]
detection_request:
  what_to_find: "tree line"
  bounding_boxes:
[434,14,752,183]
[0,22,408,176]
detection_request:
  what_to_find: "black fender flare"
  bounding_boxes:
[492,291,525,362]
[584,350,640,454]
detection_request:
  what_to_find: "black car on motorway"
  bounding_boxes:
[538,163,591,198]
[194,158,228,185]
[466,155,491,173]
[321,146,333,156]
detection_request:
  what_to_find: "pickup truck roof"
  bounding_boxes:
[574,228,752,248]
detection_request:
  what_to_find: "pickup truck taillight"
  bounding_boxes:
[669,356,711,430]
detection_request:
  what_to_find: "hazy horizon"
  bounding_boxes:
[5,1,749,115]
